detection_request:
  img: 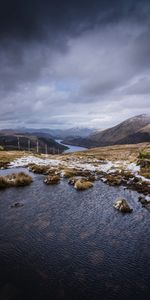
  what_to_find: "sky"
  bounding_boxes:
[0,0,150,129]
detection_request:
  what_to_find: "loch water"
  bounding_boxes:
[55,139,87,153]
[0,168,150,300]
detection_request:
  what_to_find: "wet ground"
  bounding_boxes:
[0,168,150,300]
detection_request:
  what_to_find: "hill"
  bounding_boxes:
[14,127,96,139]
[0,131,68,154]
[62,114,150,148]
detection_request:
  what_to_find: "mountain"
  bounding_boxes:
[0,131,68,153]
[115,124,150,145]
[90,114,150,145]
[15,127,96,139]
[62,114,150,148]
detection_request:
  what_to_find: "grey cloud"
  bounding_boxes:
[0,1,150,129]
[124,77,150,95]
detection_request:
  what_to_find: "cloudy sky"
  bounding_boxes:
[0,0,150,129]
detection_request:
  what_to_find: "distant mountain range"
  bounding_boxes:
[0,115,149,152]
[14,127,95,139]
[0,127,96,153]
[62,114,150,148]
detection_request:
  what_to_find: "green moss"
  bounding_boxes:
[139,151,150,159]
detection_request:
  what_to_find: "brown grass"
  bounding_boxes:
[28,164,50,174]
[0,151,27,164]
[44,175,60,184]
[63,168,81,178]
[139,167,150,179]
[0,172,33,189]
[65,143,150,162]
[63,168,92,178]
[74,179,93,190]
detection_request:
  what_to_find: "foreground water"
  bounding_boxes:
[0,168,150,300]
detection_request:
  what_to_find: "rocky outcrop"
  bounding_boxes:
[113,198,133,213]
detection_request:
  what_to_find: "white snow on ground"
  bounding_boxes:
[126,163,140,173]
[9,156,60,168]
[9,155,150,183]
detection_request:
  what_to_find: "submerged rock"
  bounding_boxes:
[44,175,60,184]
[113,198,133,213]
[11,202,24,208]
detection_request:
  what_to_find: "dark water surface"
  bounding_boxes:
[0,168,150,300]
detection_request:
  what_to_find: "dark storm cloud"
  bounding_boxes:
[0,0,150,41]
[0,0,150,129]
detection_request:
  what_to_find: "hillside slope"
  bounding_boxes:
[116,124,150,145]
[62,114,150,148]
[0,132,68,153]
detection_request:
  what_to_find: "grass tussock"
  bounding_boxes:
[44,175,60,185]
[63,168,92,178]
[63,168,81,178]
[74,179,93,190]
[28,164,50,174]
[139,167,150,179]
[139,151,150,160]
[0,172,33,189]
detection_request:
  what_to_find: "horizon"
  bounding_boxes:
[0,1,150,129]
[0,113,149,131]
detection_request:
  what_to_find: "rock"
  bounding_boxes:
[11,202,24,208]
[74,179,93,190]
[113,198,133,213]
[138,196,150,206]
[68,177,78,185]
[44,175,60,184]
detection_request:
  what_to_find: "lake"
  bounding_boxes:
[55,139,87,153]
[0,168,150,299]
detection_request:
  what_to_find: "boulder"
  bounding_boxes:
[113,198,133,213]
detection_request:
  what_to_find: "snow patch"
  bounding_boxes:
[9,156,60,168]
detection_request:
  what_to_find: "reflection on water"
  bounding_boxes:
[0,168,150,299]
